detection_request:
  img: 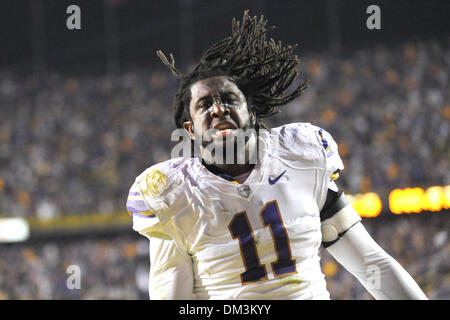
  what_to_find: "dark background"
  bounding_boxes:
[1,0,449,74]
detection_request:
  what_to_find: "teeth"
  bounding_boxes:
[212,129,234,137]
[218,129,232,135]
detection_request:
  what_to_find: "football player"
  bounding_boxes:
[126,11,428,300]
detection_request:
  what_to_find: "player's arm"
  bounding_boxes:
[127,170,194,300]
[320,184,428,300]
[148,232,194,300]
[131,212,194,300]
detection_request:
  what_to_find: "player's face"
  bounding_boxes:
[184,76,254,143]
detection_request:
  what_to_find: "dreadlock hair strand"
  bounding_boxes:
[157,10,309,128]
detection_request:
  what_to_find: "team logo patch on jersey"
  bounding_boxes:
[237,185,250,198]
[140,169,168,197]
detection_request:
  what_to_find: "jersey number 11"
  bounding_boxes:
[228,200,297,284]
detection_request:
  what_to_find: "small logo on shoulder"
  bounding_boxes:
[268,170,286,185]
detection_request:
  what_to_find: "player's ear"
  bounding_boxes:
[249,106,257,125]
[183,121,195,140]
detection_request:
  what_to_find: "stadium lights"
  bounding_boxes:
[389,185,450,215]
[347,192,383,218]
[347,185,450,217]
[0,217,30,243]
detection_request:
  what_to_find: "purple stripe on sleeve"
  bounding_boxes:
[131,212,156,219]
[126,204,149,213]
[126,199,149,210]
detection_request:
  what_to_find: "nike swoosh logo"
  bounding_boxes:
[268,170,286,185]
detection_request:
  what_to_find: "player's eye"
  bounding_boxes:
[200,102,212,109]
[224,97,237,104]
[198,100,212,109]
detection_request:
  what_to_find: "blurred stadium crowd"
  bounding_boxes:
[0,37,449,299]
[0,234,150,299]
[0,38,448,218]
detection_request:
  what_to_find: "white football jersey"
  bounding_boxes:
[127,122,344,299]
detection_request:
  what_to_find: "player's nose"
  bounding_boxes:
[211,103,229,118]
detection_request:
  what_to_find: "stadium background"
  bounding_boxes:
[0,0,448,299]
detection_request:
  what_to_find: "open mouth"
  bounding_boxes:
[211,122,237,140]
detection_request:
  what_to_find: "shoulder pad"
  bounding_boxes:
[269,122,344,179]
[126,157,187,234]
[135,157,186,199]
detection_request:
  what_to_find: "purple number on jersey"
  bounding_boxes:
[228,200,297,284]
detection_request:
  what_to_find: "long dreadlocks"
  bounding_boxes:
[157,10,308,129]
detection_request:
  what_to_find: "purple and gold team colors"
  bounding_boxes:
[127,122,345,299]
